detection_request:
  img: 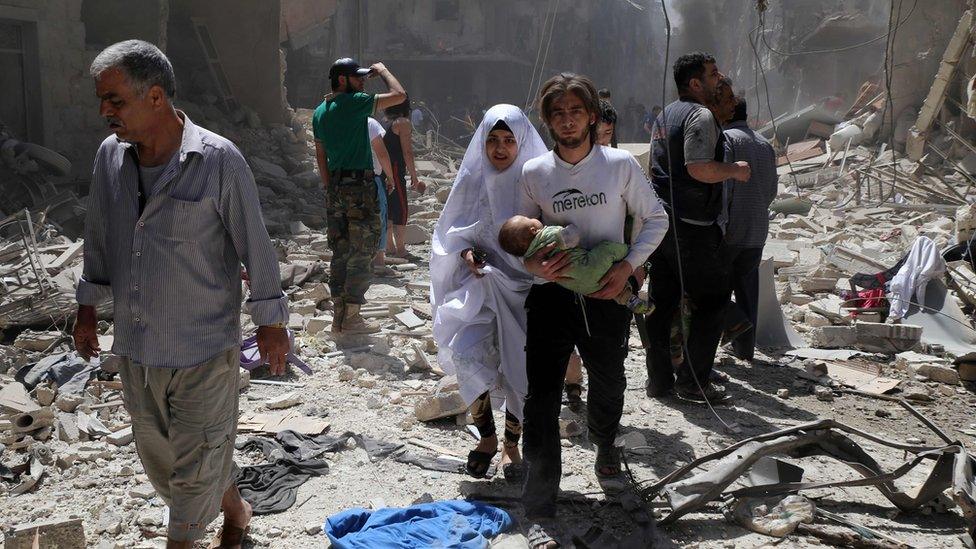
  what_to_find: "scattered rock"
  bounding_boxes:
[814,386,834,401]
[266,391,302,410]
[776,389,789,399]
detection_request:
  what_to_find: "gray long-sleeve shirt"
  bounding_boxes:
[721,121,778,248]
[77,112,288,368]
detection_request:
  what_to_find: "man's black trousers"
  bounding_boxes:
[521,283,632,518]
[644,222,731,393]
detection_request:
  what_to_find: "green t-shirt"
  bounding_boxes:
[312,92,376,171]
[524,225,629,295]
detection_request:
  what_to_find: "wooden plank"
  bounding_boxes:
[907,10,974,160]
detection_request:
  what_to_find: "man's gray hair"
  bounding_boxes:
[90,39,176,98]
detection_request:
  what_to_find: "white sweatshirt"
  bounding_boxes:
[516,144,669,270]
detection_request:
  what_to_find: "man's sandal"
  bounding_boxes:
[527,524,560,548]
[594,445,627,494]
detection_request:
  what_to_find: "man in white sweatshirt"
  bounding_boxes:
[515,72,669,522]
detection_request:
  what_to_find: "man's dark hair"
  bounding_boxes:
[330,74,342,91]
[538,72,600,144]
[731,97,748,123]
[673,52,716,95]
[385,95,411,119]
[599,99,617,125]
[598,88,611,99]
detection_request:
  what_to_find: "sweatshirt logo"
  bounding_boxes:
[552,188,607,213]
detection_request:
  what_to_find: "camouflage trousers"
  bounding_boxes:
[326,177,381,304]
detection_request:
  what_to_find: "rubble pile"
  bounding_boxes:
[5,86,976,549]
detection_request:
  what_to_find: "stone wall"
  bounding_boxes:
[0,0,105,181]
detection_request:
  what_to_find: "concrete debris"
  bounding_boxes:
[414,391,467,422]
[3,518,85,549]
[265,391,302,410]
[13,330,63,352]
[106,426,134,446]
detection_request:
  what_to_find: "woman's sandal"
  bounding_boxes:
[527,524,560,548]
[465,448,496,478]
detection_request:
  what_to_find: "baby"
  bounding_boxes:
[498,215,653,314]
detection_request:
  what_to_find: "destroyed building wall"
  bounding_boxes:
[0,0,103,181]
[81,0,166,50]
[666,0,968,132]
[166,0,289,125]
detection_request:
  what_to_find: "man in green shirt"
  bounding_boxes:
[313,58,405,333]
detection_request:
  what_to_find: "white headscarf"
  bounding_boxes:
[430,104,548,314]
[429,104,548,418]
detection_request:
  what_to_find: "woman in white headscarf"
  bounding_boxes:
[431,104,548,480]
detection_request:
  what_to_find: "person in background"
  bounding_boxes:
[721,97,777,362]
[644,52,750,402]
[367,116,399,277]
[313,57,406,334]
[383,96,426,260]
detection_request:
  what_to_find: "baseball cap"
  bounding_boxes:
[329,58,371,79]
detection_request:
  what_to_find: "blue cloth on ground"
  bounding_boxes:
[325,500,512,549]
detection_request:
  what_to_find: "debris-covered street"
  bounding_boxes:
[3,1,976,548]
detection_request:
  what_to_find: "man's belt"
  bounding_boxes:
[330,169,374,182]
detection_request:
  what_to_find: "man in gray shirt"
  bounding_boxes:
[646,52,751,402]
[73,40,288,548]
[722,98,777,361]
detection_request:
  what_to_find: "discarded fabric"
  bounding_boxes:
[325,500,513,549]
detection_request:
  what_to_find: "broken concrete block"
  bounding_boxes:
[435,187,451,204]
[129,483,156,499]
[3,517,85,549]
[803,311,831,327]
[899,381,934,402]
[55,393,84,413]
[0,382,40,413]
[814,386,834,401]
[305,521,323,535]
[799,277,839,293]
[614,431,650,454]
[34,385,56,407]
[13,330,62,352]
[777,389,790,399]
[916,364,960,385]
[56,412,80,443]
[265,391,302,410]
[291,298,318,316]
[107,426,133,446]
[402,224,430,245]
[76,411,111,437]
[414,391,467,422]
[305,316,331,334]
[810,326,857,349]
[854,322,923,353]
[294,282,330,304]
[394,310,425,329]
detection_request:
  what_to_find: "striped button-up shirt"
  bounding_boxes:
[721,120,778,248]
[77,112,288,368]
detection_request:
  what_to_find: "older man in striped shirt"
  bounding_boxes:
[73,40,288,548]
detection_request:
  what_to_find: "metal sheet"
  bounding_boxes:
[756,259,805,349]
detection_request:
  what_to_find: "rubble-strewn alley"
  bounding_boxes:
[5,1,976,548]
